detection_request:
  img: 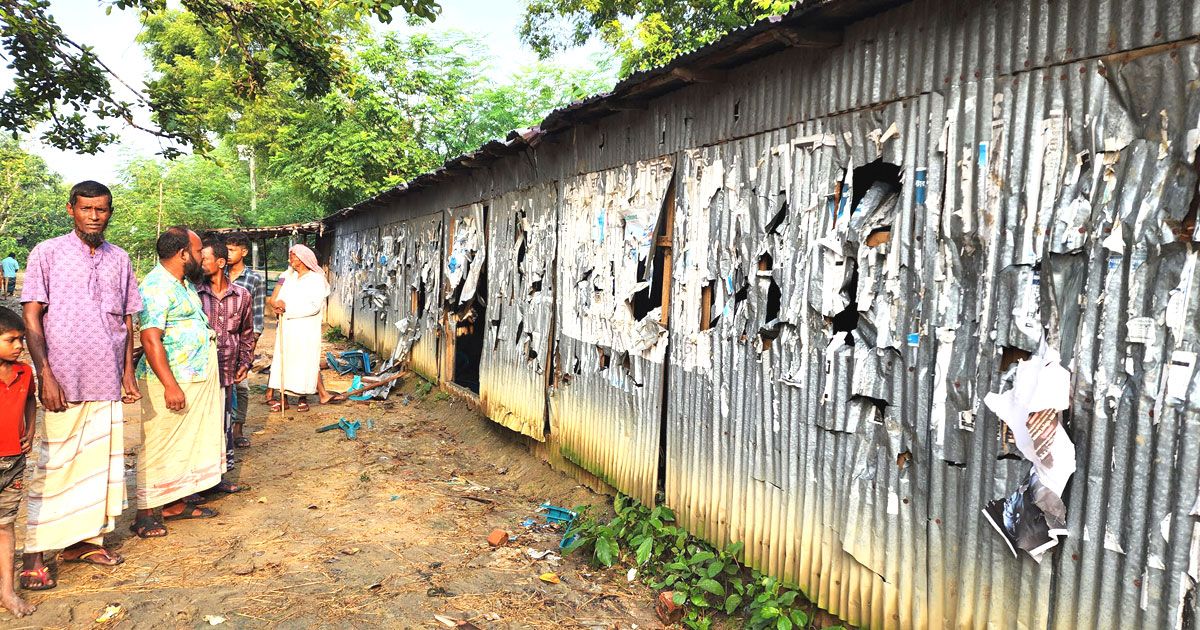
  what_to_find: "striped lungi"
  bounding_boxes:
[24,401,125,553]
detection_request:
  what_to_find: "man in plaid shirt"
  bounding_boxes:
[223,233,264,449]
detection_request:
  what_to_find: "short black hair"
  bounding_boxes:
[0,306,24,335]
[69,181,113,206]
[5,252,12,258]
[202,234,229,262]
[156,226,192,259]
[225,232,250,249]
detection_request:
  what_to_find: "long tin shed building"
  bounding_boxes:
[321,0,1200,627]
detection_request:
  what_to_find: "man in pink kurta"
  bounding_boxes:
[18,181,142,591]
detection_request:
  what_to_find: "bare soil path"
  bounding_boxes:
[0,294,657,629]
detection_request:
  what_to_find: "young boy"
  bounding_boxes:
[0,306,36,617]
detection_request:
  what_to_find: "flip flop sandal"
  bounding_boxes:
[267,400,284,412]
[234,436,251,448]
[207,480,250,494]
[130,514,168,539]
[62,546,124,566]
[182,492,212,505]
[295,400,310,412]
[163,505,219,521]
[18,566,56,590]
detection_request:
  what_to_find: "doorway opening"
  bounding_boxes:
[452,206,489,394]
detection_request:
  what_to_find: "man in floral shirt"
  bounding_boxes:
[131,227,224,538]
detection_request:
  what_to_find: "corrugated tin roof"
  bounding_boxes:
[323,0,908,225]
[211,220,324,238]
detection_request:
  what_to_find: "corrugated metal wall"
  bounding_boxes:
[479,183,558,440]
[549,157,675,506]
[321,0,1200,627]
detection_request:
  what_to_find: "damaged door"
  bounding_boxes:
[442,202,488,394]
[550,156,675,506]
[478,183,558,440]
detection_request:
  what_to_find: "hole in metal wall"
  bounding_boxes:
[699,280,716,331]
[596,346,610,371]
[999,346,1032,372]
[764,194,788,234]
[851,394,887,424]
[733,100,741,122]
[850,159,903,212]
[830,263,860,344]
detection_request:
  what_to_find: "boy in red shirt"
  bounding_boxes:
[0,306,36,617]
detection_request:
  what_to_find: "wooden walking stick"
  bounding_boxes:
[277,313,286,417]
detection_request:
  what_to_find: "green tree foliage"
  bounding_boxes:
[107,146,323,273]
[0,0,441,155]
[271,33,615,208]
[0,138,71,258]
[520,0,794,77]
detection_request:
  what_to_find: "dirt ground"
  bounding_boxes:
[1,287,659,629]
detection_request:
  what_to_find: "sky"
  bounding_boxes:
[1,0,608,185]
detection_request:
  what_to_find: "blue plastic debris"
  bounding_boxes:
[316,417,361,440]
[559,533,579,550]
[520,518,536,528]
[539,503,577,525]
[326,349,372,375]
[347,376,373,401]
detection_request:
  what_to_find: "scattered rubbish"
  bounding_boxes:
[256,497,267,504]
[982,343,1075,562]
[627,567,638,582]
[203,615,227,626]
[316,418,362,440]
[447,476,492,493]
[307,504,319,510]
[367,582,383,590]
[433,615,481,629]
[367,419,375,429]
[496,466,509,475]
[539,572,561,584]
[487,529,509,547]
[519,518,536,528]
[426,586,451,597]
[656,591,684,624]
[96,604,123,623]
[342,370,406,401]
[341,547,361,555]
[559,533,578,550]
[326,349,372,375]
[538,502,577,525]
[526,548,561,564]
[390,495,400,501]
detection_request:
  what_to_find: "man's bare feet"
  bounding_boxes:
[1,589,35,617]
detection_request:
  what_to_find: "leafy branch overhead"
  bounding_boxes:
[520,0,795,77]
[0,0,442,155]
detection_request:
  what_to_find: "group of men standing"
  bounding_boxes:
[16,181,266,589]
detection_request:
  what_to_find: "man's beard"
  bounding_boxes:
[184,257,205,285]
[76,228,105,248]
